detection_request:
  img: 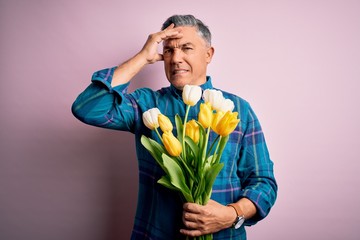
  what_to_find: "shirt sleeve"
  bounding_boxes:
[238,103,278,226]
[71,67,138,133]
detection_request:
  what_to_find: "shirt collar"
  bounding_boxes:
[170,76,213,97]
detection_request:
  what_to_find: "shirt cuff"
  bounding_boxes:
[91,67,130,95]
[241,190,273,226]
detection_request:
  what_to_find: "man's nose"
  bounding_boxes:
[171,49,183,63]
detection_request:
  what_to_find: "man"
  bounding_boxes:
[72,15,277,239]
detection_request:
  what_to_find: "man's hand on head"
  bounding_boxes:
[139,23,183,64]
[111,24,182,87]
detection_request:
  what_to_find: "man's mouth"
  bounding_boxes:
[172,69,189,75]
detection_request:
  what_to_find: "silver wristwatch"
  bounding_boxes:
[227,203,245,229]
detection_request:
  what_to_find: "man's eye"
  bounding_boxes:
[183,47,193,51]
[163,49,172,54]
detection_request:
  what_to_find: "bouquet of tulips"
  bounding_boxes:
[141,85,240,240]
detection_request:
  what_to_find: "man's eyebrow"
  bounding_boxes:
[181,42,195,47]
[163,42,195,48]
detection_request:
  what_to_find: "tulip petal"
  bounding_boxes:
[158,114,173,132]
[202,89,225,111]
[142,108,161,130]
[198,102,213,128]
[183,85,202,106]
[163,131,182,157]
[219,98,235,112]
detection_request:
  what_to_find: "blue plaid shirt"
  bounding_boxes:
[72,67,277,240]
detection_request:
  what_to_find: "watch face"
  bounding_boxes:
[234,216,245,229]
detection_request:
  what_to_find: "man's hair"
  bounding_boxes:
[161,14,212,46]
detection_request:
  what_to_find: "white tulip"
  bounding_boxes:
[202,89,224,112]
[182,85,202,106]
[142,108,161,130]
[218,98,235,112]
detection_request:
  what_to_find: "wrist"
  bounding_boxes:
[227,203,245,229]
[134,51,150,66]
[224,205,238,228]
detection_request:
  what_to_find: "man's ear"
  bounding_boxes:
[206,46,215,63]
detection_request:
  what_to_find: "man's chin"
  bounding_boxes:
[168,78,188,90]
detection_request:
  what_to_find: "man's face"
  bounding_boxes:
[163,26,214,90]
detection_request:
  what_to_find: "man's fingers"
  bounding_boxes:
[141,24,182,63]
[182,217,198,229]
[158,25,183,41]
[160,30,182,42]
[153,30,181,44]
[163,23,175,30]
[183,202,202,213]
[183,211,199,223]
[180,228,203,237]
[155,53,164,62]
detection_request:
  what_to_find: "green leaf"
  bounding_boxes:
[177,155,195,180]
[157,176,178,191]
[205,155,215,167]
[203,163,224,204]
[196,121,206,153]
[184,136,199,159]
[141,135,166,170]
[175,114,183,143]
[162,153,193,202]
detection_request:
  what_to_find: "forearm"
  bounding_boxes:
[111,52,148,87]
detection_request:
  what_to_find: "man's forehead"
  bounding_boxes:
[163,39,194,47]
[163,26,206,46]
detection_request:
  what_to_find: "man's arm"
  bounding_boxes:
[72,24,183,130]
[111,23,182,87]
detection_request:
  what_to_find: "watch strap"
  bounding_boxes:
[227,203,244,217]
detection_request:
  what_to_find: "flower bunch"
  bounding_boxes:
[141,85,240,239]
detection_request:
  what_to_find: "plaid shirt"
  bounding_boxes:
[72,67,277,240]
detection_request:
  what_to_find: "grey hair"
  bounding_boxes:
[161,14,212,46]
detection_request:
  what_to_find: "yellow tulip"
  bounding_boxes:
[213,111,240,137]
[211,111,225,134]
[162,131,182,157]
[158,114,173,132]
[198,102,213,128]
[185,120,200,143]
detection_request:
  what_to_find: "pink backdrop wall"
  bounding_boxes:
[1,0,359,239]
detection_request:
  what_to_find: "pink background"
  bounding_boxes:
[1,0,359,239]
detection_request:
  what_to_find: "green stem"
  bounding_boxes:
[201,127,211,165]
[182,105,191,160]
[154,128,163,143]
[206,135,220,159]
[212,136,223,164]
[205,233,213,240]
